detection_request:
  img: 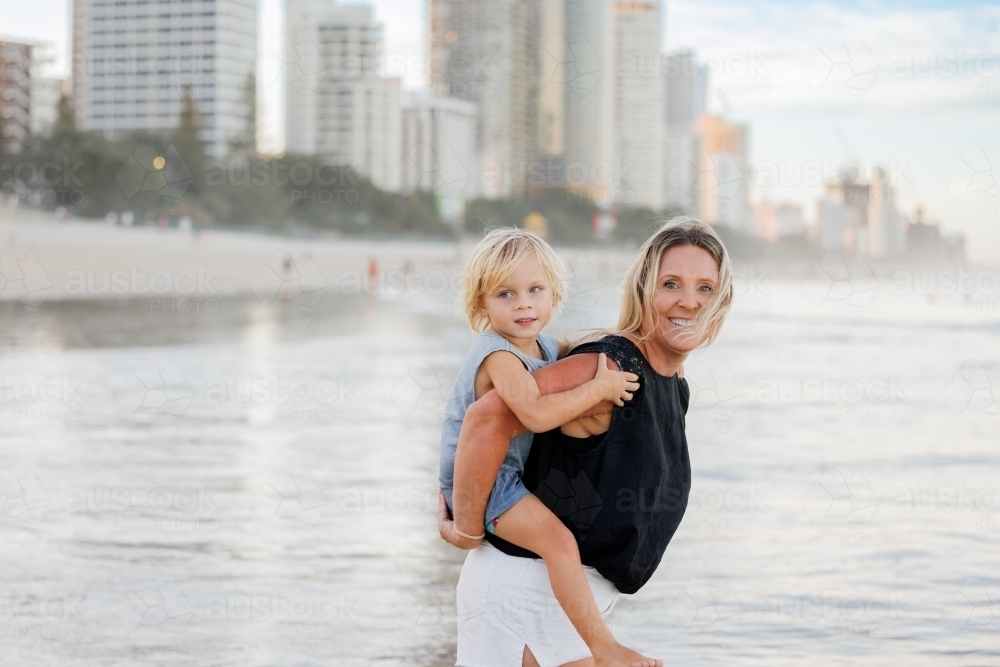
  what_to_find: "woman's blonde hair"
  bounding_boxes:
[616,215,733,348]
[460,227,568,333]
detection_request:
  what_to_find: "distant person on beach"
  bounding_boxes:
[440,217,734,667]
[437,227,657,667]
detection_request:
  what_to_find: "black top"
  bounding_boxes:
[486,335,692,595]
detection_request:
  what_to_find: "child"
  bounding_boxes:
[439,228,658,667]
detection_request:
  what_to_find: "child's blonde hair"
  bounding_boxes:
[460,227,568,332]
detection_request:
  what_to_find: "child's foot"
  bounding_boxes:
[593,642,662,667]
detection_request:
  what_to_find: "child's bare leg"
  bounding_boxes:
[493,495,662,667]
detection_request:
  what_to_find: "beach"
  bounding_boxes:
[0,208,470,302]
[1,208,999,666]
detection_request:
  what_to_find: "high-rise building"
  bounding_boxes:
[755,201,805,241]
[29,78,70,137]
[612,0,663,210]
[534,0,615,201]
[824,166,869,252]
[71,0,257,158]
[285,0,401,192]
[429,0,535,199]
[21,40,68,137]
[662,50,706,213]
[818,200,849,250]
[0,41,33,154]
[867,166,903,258]
[696,115,751,232]
[397,92,478,220]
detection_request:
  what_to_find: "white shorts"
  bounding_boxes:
[456,542,620,667]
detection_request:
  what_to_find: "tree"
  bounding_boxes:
[228,71,257,157]
[172,84,206,197]
[54,92,76,135]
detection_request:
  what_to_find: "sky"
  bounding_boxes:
[2,0,999,263]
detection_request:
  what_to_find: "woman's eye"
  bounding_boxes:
[699,285,713,293]
[663,281,678,289]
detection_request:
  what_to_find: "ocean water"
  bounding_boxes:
[1,260,998,666]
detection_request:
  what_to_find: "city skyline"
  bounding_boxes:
[3,0,999,262]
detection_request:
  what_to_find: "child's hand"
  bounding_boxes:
[594,352,640,407]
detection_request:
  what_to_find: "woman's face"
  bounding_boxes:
[649,244,720,354]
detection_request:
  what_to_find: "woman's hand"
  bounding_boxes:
[438,490,483,550]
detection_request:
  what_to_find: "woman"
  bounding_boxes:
[439,217,734,667]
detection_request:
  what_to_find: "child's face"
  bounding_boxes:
[480,252,554,342]
[649,244,720,354]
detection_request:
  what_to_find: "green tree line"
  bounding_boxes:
[1,82,796,253]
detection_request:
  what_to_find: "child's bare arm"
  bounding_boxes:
[481,351,638,433]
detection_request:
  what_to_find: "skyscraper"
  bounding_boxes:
[867,166,903,257]
[534,0,615,201]
[0,41,33,154]
[397,92,478,220]
[696,115,751,232]
[285,0,401,191]
[613,0,663,210]
[71,0,258,158]
[663,50,706,213]
[430,0,539,199]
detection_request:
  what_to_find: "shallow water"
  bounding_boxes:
[1,268,998,666]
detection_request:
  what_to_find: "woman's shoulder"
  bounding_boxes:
[567,334,644,375]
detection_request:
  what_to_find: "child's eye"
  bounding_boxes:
[529,286,543,293]
[499,291,512,298]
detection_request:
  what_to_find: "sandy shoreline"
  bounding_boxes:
[0,207,648,306]
[0,208,477,302]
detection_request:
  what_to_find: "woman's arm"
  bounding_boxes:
[442,352,618,546]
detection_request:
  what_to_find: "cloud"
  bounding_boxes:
[668,1,1000,113]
